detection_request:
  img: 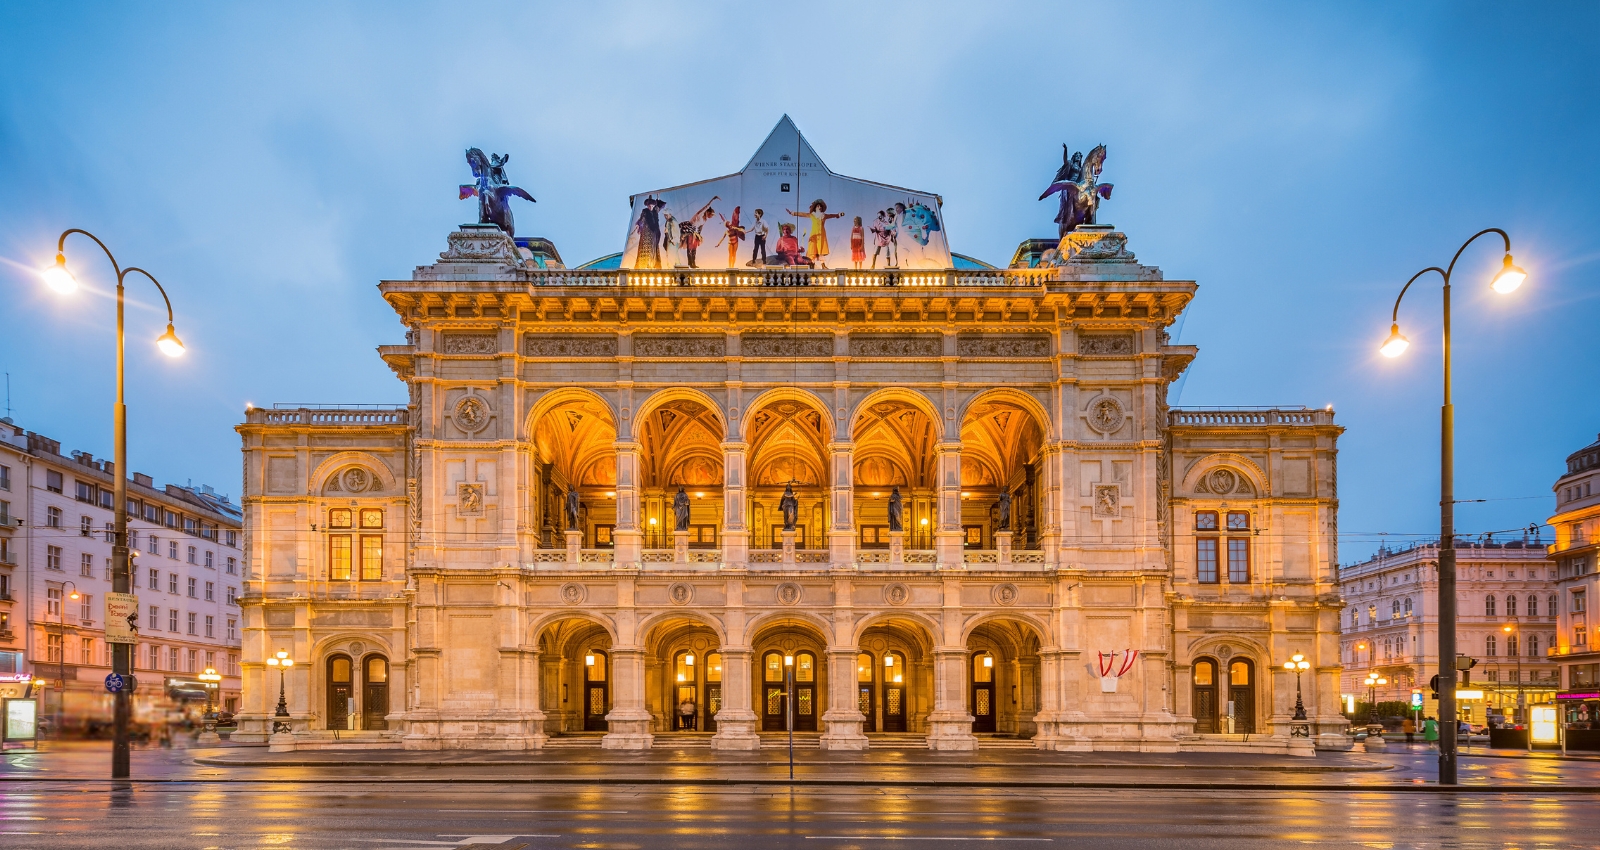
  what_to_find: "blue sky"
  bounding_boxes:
[1,2,1596,560]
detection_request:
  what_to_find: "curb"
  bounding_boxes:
[188,755,1391,773]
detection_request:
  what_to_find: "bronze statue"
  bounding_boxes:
[997,489,1012,531]
[462,148,536,238]
[565,488,580,532]
[779,483,799,532]
[673,486,692,532]
[887,486,904,532]
[1038,144,1113,237]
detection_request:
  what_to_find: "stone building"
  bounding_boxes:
[0,418,243,726]
[1552,433,1600,718]
[233,122,1347,753]
[1338,541,1559,724]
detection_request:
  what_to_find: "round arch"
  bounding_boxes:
[850,611,942,650]
[528,610,620,648]
[738,387,834,441]
[638,610,729,653]
[1182,634,1270,664]
[308,451,402,496]
[308,631,396,662]
[959,612,1052,649]
[634,386,727,435]
[744,609,836,646]
[849,387,944,439]
[1180,452,1270,496]
[957,388,1054,442]
[524,386,618,438]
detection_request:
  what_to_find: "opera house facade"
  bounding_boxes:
[233,120,1348,754]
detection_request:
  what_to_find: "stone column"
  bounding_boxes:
[721,441,749,568]
[781,530,797,565]
[1037,444,1062,565]
[994,531,1013,564]
[565,530,582,567]
[828,441,855,568]
[613,442,642,569]
[674,530,690,563]
[821,648,868,750]
[935,442,964,569]
[602,647,654,749]
[518,647,548,748]
[926,648,977,751]
[889,531,905,564]
[711,647,761,750]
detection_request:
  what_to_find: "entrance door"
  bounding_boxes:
[1192,658,1219,733]
[971,651,996,733]
[1228,659,1255,733]
[327,654,353,730]
[584,649,609,731]
[362,655,389,730]
[794,651,817,732]
[704,652,722,733]
[857,653,876,733]
[883,651,907,732]
[762,651,786,731]
[674,651,699,731]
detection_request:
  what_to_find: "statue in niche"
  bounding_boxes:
[779,483,799,532]
[1038,144,1113,237]
[997,489,1013,531]
[673,486,692,532]
[461,148,536,238]
[887,486,904,532]
[565,488,581,532]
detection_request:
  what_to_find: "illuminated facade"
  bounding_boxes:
[234,125,1347,753]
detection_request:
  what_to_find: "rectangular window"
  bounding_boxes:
[187,612,197,635]
[1197,538,1219,583]
[186,545,196,564]
[329,535,352,581]
[225,556,237,575]
[204,615,214,638]
[0,499,9,524]
[228,653,239,676]
[361,535,383,581]
[169,573,178,594]
[80,594,92,622]
[187,577,197,598]
[226,530,237,548]
[1195,511,1219,531]
[0,464,9,490]
[47,506,61,528]
[168,609,178,631]
[148,568,159,589]
[149,605,160,631]
[47,633,62,662]
[81,552,94,577]
[147,644,160,669]
[226,586,237,605]
[329,508,353,528]
[80,515,92,537]
[168,541,178,559]
[80,637,94,664]
[47,545,62,570]
[76,481,95,503]
[205,581,214,601]
[187,649,197,673]
[168,647,179,670]
[226,618,237,641]
[148,535,158,554]
[1227,538,1251,583]
[100,490,112,509]
[47,587,62,616]
[46,470,63,493]
[1226,511,1249,531]
[360,509,384,529]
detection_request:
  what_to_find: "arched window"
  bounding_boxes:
[1404,597,1413,616]
[1528,595,1539,617]
[1192,658,1219,733]
[1350,608,1359,628]
[1485,595,1496,617]
[1486,635,1497,656]
[1506,595,1517,617]
[1392,600,1401,618]
[1507,634,1519,656]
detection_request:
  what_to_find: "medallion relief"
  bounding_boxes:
[1085,395,1126,434]
[559,582,587,605]
[883,582,910,606]
[992,583,1020,606]
[452,393,493,435]
[668,582,695,605]
[775,582,803,606]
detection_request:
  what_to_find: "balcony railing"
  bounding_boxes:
[526,268,1053,290]
[247,407,409,426]
[1170,407,1335,427]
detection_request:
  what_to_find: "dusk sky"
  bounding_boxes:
[2,2,1595,561]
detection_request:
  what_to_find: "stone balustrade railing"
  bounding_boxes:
[248,406,409,426]
[1169,407,1334,427]
[529,268,1051,289]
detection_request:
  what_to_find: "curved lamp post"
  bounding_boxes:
[1283,652,1312,736]
[265,650,295,734]
[1380,228,1524,785]
[41,230,184,779]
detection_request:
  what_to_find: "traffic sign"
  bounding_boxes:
[1411,690,1423,708]
[104,673,125,693]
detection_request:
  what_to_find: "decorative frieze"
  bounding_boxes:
[1078,334,1135,356]
[957,335,1050,358]
[742,335,833,358]
[523,336,618,357]
[849,335,941,358]
[634,335,726,358]
[441,333,499,355]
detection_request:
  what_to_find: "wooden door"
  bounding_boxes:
[883,651,907,732]
[971,651,996,733]
[794,652,817,732]
[584,650,609,731]
[361,656,389,731]
[1192,658,1219,734]
[1228,660,1255,734]
[857,653,876,733]
[327,655,353,731]
[762,651,786,731]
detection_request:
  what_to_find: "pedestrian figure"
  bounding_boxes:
[678,697,697,731]
[1422,716,1439,748]
[1402,716,1415,745]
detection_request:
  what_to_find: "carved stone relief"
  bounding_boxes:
[883,582,910,606]
[776,582,803,606]
[849,335,941,358]
[1086,396,1126,434]
[523,336,618,357]
[559,582,587,605]
[742,335,833,358]
[957,335,1050,358]
[1194,466,1255,495]
[634,336,726,358]
[342,467,372,492]
[992,583,1019,606]
[442,334,498,355]
[1078,334,1134,356]
[453,394,492,435]
[457,483,485,516]
[668,582,695,605]
[1093,484,1121,517]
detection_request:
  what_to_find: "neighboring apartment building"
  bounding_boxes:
[1338,540,1559,725]
[0,418,243,730]
[1551,433,1600,745]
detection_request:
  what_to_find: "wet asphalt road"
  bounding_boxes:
[4,743,1600,849]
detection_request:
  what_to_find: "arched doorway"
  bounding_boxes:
[1192,657,1219,733]
[647,615,723,734]
[362,655,389,730]
[535,616,615,736]
[584,649,610,731]
[971,651,996,733]
[669,649,722,731]
[326,654,353,730]
[855,616,933,736]
[1227,659,1255,734]
[759,649,818,732]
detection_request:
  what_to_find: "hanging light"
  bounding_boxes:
[1490,254,1526,294]
[1379,323,1410,358]
[156,323,185,357]
[41,253,77,293]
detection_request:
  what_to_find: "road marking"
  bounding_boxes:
[806,838,1050,842]
[439,809,629,814]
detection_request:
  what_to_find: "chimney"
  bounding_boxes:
[133,473,154,488]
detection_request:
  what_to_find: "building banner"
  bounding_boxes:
[104,592,139,644]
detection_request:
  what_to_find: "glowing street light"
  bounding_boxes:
[1283,652,1312,722]
[265,650,295,734]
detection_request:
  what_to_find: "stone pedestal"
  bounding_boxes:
[927,649,978,751]
[566,530,583,566]
[781,530,797,565]
[267,732,296,753]
[602,649,654,750]
[1287,736,1316,757]
[995,531,1013,564]
[820,649,869,750]
[711,649,761,750]
[888,531,906,565]
[674,531,690,564]
[196,730,221,746]
[1362,733,1388,753]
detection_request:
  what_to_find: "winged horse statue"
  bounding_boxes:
[1038,144,1113,237]
[460,148,536,238]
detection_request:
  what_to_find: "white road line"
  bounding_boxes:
[805,838,1051,842]
[438,809,629,814]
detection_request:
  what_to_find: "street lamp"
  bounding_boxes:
[54,581,79,736]
[198,667,222,741]
[1364,672,1388,726]
[1378,227,1524,786]
[1503,623,1525,725]
[1283,652,1312,724]
[42,230,185,780]
[264,650,295,734]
